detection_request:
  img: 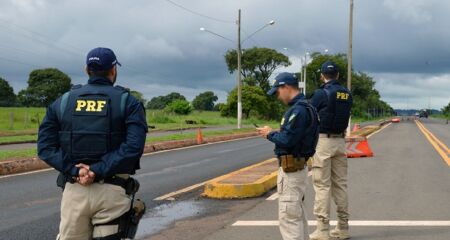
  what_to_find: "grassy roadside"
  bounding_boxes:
[0,135,38,145]
[431,114,449,120]
[352,116,392,123]
[0,148,37,162]
[0,108,277,136]
[0,126,280,162]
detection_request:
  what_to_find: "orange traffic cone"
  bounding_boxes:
[346,136,373,158]
[197,128,204,144]
[352,123,360,132]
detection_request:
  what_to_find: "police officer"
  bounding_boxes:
[257,72,319,240]
[37,47,148,240]
[309,61,353,240]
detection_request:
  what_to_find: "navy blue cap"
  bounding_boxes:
[86,47,121,71]
[321,60,338,74]
[267,72,298,96]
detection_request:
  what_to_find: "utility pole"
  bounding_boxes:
[346,0,354,136]
[237,9,242,129]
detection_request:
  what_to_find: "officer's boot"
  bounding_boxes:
[330,219,350,239]
[309,220,330,240]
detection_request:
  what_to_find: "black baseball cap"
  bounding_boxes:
[321,60,338,74]
[267,72,298,96]
[86,47,121,71]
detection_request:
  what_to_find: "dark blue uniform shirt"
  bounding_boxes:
[310,80,340,113]
[37,77,148,179]
[267,93,310,157]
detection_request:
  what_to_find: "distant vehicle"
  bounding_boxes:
[415,112,420,117]
[392,117,401,123]
[419,110,428,118]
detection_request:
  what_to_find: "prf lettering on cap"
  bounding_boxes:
[76,99,107,112]
[336,92,349,100]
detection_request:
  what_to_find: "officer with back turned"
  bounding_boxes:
[257,72,319,240]
[309,61,353,240]
[38,47,148,240]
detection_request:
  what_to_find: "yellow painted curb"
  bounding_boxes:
[203,158,278,199]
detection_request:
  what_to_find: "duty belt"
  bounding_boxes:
[277,154,307,173]
[58,173,139,195]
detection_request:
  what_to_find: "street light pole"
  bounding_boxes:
[347,0,354,136]
[237,9,242,129]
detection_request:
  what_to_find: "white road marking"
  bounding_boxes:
[366,122,392,139]
[0,168,53,179]
[266,192,278,201]
[142,136,259,156]
[154,181,208,201]
[232,220,450,227]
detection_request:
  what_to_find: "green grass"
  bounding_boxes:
[0,107,45,135]
[146,110,277,131]
[0,107,277,135]
[146,127,275,143]
[0,135,37,144]
[0,148,37,162]
[431,114,449,120]
[0,126,283,161]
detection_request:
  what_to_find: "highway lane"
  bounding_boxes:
[190,119,450,240]
[0,136,273,239]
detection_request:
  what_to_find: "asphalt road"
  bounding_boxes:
[198,118,450,240]
[0,136,274,239]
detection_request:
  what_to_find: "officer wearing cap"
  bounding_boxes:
[309,61,353,240]
[38,47,148,240]
[257,72,319,240]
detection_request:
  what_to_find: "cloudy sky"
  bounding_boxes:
[0,0,449,109]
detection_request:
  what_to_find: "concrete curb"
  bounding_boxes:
[203,158,278,199]
[0,157,49,176]
[0,132,259,176]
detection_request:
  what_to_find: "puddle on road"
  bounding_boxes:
[136,200,202,239]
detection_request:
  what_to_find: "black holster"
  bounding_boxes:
[56,173,76,190]
[118,198,146,239]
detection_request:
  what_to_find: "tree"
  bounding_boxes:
[225,47,291,92]
[220,85,269,119]
[304,53,393,119]
[442,102,450,118]
[130,90,146,104]
[192,91,218,111]
[146,92,186,109]
[18,68,71,107]
[0,77,16,107]
[166,99,193,115]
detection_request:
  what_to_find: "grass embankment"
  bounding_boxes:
[0,108,276,133]
[0,126,281,162]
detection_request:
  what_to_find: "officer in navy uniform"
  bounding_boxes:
[309,61,353,240]
[257,72,319,240]
[38,47,148,240]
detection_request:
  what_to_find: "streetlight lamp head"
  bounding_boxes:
[283,47,288,50]
[269,20,275,25]
[200,27,205,31]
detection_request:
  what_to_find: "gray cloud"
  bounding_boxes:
[0,0,449,108]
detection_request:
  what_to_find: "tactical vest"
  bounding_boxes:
[320,83,352,134]
[57,83,129,164]
[292,100,320,158]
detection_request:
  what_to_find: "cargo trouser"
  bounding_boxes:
[58,180,132,240]
[278,167,309,240]
[311,136,349,224]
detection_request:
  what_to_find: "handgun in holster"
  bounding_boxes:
[118,178,146,239]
